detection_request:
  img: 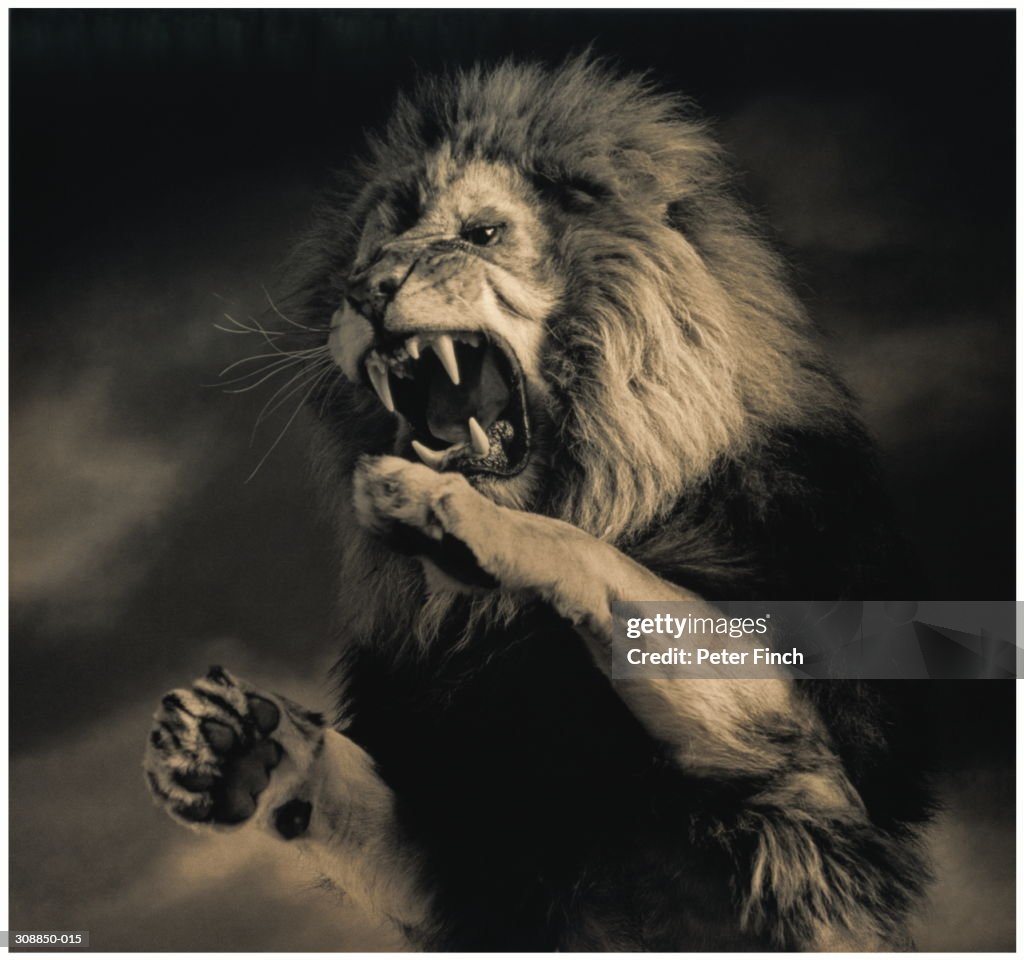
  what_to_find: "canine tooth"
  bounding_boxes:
[411,440,448,471]
[365,357,395,413]
[406,336,421,360]
[432,334,460,385]
[468,417,490,457]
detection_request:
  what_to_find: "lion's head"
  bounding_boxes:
[289,56,851,637]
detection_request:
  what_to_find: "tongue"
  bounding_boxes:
[426,345,511,443]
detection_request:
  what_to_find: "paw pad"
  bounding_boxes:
[145,669,288,826]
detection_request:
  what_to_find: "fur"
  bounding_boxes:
[147,55,934,951]
[294,55,929,948]
[292,57,903,642]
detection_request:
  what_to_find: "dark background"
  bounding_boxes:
[10,10,1015,951]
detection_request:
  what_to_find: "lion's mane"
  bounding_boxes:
[291,56,896,644]
[279,56,929,950]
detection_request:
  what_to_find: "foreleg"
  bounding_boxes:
[354,456,925,949]
[143,667,435,945]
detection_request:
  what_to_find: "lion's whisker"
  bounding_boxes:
[220,357,308,393]
[253,356,334,432]
[251,367,323,433]
[257,363,333,426]
[219,313,274,336]
[206,358,296,390]
[219,345,327,378]
[213,323,285,338]
[262,285,323,333]
[250,369,323,450]
[221,311,315,354]
[245,361,336,484]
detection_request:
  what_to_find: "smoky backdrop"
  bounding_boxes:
[9,10,1015,951]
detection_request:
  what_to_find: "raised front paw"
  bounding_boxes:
[353,455,468,540]
[353,454,612,608]
[144,666,324,835]
[352,455,503,589]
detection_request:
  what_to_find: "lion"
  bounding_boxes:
[144,57,932,950]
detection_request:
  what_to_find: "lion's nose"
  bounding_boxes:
[346,260,408,327]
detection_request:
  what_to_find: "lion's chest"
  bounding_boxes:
[344,609,654,793]
[341,610,759,950]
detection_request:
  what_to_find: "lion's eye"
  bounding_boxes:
[461,224,502,247]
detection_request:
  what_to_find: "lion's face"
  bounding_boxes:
[308,58,842,551]
[328,155,561,509]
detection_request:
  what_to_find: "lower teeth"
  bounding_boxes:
[455,420,513,470]
[414,420,515,473]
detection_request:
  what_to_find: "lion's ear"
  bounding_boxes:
[608,148,662,198]
[530,154,687,217]
[665,197,699,234]
[528,170,612,214]
[606,150,706,219]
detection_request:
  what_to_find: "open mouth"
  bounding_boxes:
[361,332,531,479]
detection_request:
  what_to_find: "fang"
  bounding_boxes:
[365,356,395,412]
[468,417,490,457]
[411,439,448,471]
[432,334,460,385]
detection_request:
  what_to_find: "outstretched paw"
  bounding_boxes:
[144,666,324,832]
